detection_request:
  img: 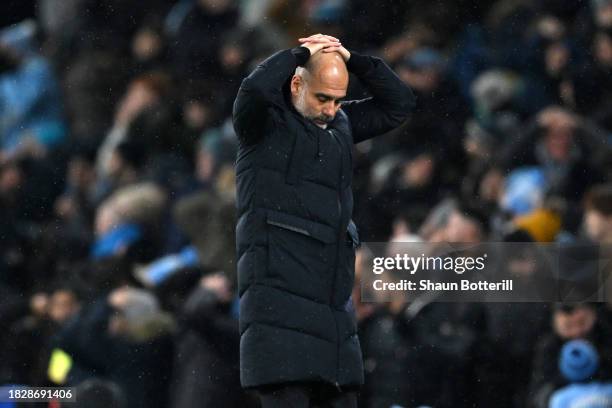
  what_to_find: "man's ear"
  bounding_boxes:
[290,74,302,97]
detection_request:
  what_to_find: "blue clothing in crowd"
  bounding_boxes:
[0,56,65,152]
[550,382,612,408]
[91,223,142,260]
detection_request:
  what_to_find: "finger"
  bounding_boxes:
[314,33,339,41]
[307,34,339,41]
[321,34,339,42]
[299,38,340,44]
[298,35,321,42]
[322,46,342,53]
[299,34,339,42]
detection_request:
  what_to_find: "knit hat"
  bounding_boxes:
[559,339,599,382]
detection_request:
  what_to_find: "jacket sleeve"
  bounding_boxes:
[232,47,310,145]
[341,52,416,144]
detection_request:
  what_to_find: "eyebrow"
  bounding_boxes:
[315,93,346,102]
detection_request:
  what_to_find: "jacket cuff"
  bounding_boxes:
[291,46,311,66]
[346,51,374,76]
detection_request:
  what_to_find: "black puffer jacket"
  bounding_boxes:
[233,46,414,388]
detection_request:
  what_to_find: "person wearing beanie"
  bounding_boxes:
[549,340,612,408]
[528,303,612,408]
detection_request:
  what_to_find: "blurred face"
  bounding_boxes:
[508,255,537,278]
[445,211,483,243]
[116,81,159,125]
[196,149,216,182]
[545,42,570,76]
[290,61,348,129]
[544,127,574,161]
[49,290,79,324]
[595,2,612,27]
[402,153,435,187]
[220,44,244,71]
[584,209,612,242]
[595,33,612,67]
[554,307,597,340]
[0,164,23,194]
[200,273,233,303]
[537,15,566,40]
[464,136,489,159]
[132,28,163,62]
[184,100,213,130]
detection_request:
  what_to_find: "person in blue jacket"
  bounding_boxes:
[0,22,65,163]
[549,339,612,408]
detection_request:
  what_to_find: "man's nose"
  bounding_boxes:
[322,102,335,117]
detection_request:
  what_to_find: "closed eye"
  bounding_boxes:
[316,93,346,104]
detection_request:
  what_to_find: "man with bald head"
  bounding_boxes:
[233,34,415,407]
[291,47,349,129]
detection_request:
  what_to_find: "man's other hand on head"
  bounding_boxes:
[298,34,351,62]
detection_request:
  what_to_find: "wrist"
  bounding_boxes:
[292,46,311,66]
[346,51,373,75]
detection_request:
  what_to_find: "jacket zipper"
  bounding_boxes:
[328,128,344,391]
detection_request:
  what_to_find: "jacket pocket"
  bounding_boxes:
[265,210,337,302]
[266,210,336,243]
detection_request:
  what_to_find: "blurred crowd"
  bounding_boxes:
[0,0,611,407]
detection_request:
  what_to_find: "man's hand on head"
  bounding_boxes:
[298,34,350,62]
[299,33,339,44]
[322,43,350,63]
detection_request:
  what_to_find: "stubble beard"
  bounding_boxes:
[295,87,329,129]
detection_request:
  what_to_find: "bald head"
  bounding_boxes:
[304,51,349,86]
[291,51,349,129]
